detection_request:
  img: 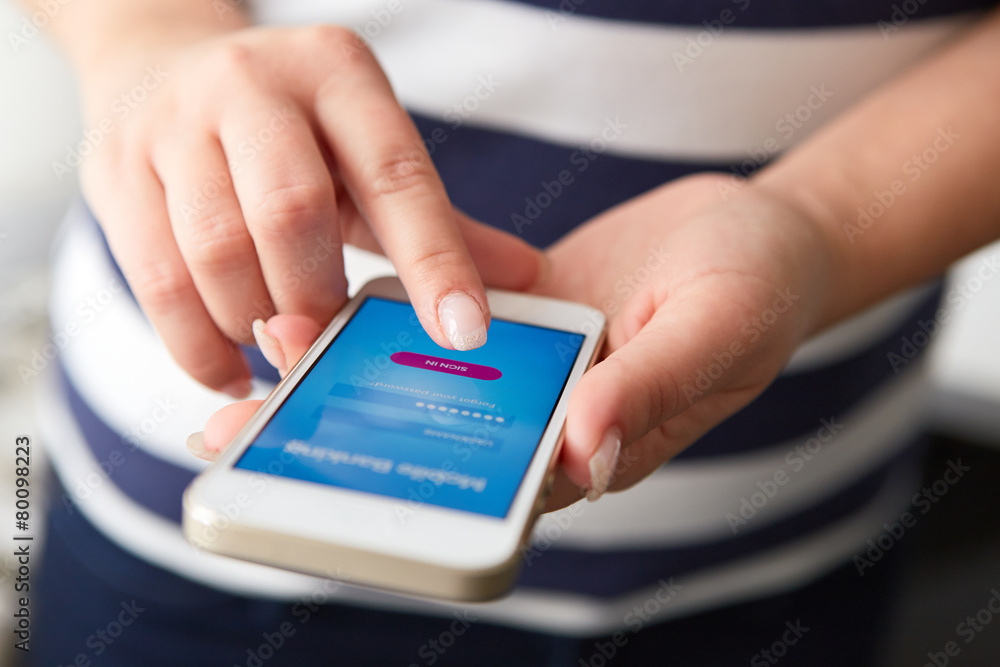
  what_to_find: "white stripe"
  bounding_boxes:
[534,361,928,549]
[36,367,917,634]
[784,282,936,373]
[254,0,978,160]
[928,242,1000,443]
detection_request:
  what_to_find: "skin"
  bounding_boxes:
[29,1,1000,508]
[31,2,545,397]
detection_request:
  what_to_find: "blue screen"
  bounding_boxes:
[235,297,585,518]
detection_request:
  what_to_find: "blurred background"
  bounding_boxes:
[0,1,78,662]
[1,0,999,664]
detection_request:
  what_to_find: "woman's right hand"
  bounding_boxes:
[77,25,544,397]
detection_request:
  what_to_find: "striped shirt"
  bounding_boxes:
[38,0,993,637]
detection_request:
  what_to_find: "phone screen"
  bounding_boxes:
[235,296,585,518]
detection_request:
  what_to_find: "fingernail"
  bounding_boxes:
[252,318,287,375]
[586,427,622,502]
[222,378,253,399]
[438,292,487,351]
[186,431,217,462]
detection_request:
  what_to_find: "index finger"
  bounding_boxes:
[311,29,489,351]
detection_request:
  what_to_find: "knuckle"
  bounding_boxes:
[645,365,679,423]
[183,354,233,389]
[606,354,678,425]
[207,42,256,81]
[254,182,334,237]
[308,24,354,46]
[406,245,469,279]
[309,24,368,63]
[181,212,255,274]
[130,263,195,314]
[362,148,435,200]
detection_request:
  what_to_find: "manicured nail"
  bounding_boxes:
[221,378,253,399]
[586,427,622,502]
[438,292,487,351]
[186,432,217,462]
[252,318,287,375]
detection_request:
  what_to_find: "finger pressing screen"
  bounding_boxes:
[311,30,490,351]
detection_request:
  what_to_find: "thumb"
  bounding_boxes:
[560,319,675,501]
[190,314,324,461]
[561,295,779,501]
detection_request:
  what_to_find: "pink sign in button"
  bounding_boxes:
[390,352,502,381]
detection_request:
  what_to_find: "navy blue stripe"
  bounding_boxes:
[59,363,195,523]
[518,443,922,597]
[412,114,710,248]
[502,0,995,29]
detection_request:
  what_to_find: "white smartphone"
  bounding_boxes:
[183,277,606,601]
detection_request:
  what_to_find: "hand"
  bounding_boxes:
[190,174,837,514]
[79,25,543,397]
[535,174,835,506]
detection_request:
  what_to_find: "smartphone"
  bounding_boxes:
[182,277,606,601]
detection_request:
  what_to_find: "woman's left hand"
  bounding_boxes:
[530,173,835,507]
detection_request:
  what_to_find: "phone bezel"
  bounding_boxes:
[183,276,606,599]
